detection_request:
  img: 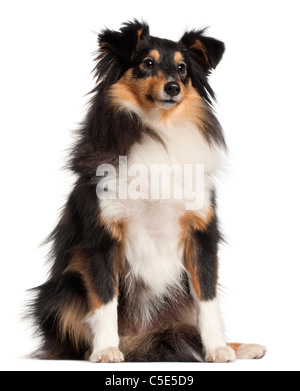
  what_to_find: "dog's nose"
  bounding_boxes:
[164,82,181,97]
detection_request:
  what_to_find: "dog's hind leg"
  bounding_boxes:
[67,246,125,363]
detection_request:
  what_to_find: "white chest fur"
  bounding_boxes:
[99,118,223,300]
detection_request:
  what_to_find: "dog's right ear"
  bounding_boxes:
[99,20,149,61]
[95,20,149,89]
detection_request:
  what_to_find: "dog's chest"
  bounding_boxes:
[100,121,222,298]
[129,121,220,174]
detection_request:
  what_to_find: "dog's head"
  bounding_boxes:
[95,20,225,114]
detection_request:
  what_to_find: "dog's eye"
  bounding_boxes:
[178,63,186,73]
[143,58,154,69]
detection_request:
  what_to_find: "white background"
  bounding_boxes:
[1,0,300,372]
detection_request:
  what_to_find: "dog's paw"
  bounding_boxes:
[236,344,267,360]
[89,347,124,363]
[205,346,236,363]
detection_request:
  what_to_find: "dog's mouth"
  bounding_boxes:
[160,99,177,104]
[155,99,178,109]
[146,94,180,109]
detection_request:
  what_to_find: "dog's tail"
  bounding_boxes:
[120,323,204,362]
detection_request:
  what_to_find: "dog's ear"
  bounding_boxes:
[99,20,150,61]
[180,29,225,72]
[95,20,149,89]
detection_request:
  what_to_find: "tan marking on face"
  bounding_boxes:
[130,70,167,106]
[174,51,184,63]
[159,79,199,123]
[159,77,190,124]
[109,68,213,133]
[140,70,168,102]
[159,79,217,135]
[110,69,168,111]
[149,49,160,62]
[109,69,139,108]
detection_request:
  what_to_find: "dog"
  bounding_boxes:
[29,20,266,363]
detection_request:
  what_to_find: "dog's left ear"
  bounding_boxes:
[180,29,225,72]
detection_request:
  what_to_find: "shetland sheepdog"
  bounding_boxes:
[29,20,266,362]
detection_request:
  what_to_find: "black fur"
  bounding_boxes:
[30,275,89,360]
[95,20,150,91]
[194,200,222,301]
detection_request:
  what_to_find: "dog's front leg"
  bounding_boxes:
[183,210,236,363]
[196,297,235,362]
[87,296,124,363]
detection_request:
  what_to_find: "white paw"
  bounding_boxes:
[89,347,124,363]
[206,346,236,363]
[236,344,267,360]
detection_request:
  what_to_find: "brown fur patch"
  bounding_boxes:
[107,219,128,243]
[179,207,215,301]
[174,51,184,63]
[180,206,215,236]
[98,216,127,281]
[109,69,213,138]
[158,80,211,128]
[66,250,102,310]
[136,28,144,49]
[190,40,210,65]
[109,69,140,108]
[149,49,160,62]
[184,238,201,300]
[58,295,90,349]
[226,343,243,353]
[110,69,168,111]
